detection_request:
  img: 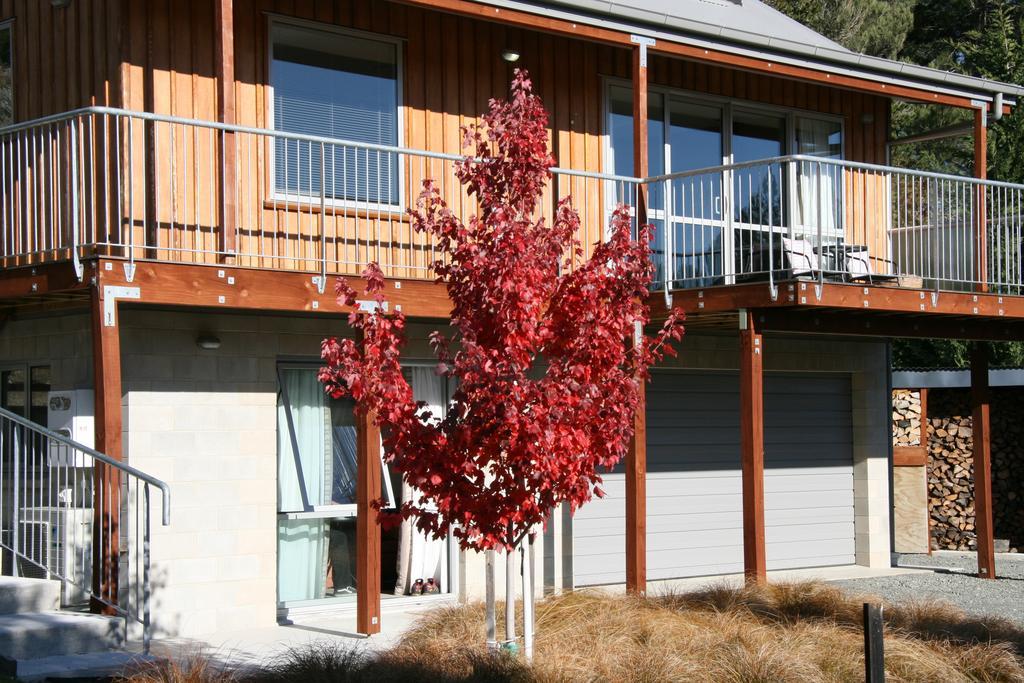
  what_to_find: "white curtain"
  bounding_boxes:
[394,367,447,595]
[276,369,328,602]
[796,119,839,240]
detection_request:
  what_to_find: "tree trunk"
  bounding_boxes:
[522,534,535,661]
[485,549,497,650]
[505,545,516,647]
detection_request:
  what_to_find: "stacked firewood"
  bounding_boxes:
[925,408,976,551]
[893,388,1024,553]
[892,389,922,447]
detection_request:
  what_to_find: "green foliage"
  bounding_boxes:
[764,0,916,58]
[892,339,1024,369]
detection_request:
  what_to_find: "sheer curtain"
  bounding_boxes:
[277,369,328,603]
[394,368,447,595]
[796,118,840,240]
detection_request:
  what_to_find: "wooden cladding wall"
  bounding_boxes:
[6,0,890,280]
[2,0,123,120]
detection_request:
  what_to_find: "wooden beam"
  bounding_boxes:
[739,311,766,583]
[94,259,453,320]
[920,387,932,555]
[215,0,237,260]
[970,343,996,579]
[754,308,1024,342]
[356,406,383,634]
[650,279,1024,322]
[393,0,983,109]
[893,447,927,467]
[90,288,123,614]
[974,107,988,292]
[625,42,649,596]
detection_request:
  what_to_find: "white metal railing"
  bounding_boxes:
[0,107,639,288]
[1,108,1022,299]
[0,406,170,653]
[649,154,1024,297]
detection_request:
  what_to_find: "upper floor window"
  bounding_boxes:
[0,24,12,126]
[270,22,400,205]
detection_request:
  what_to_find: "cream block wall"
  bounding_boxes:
[119,308,440,637]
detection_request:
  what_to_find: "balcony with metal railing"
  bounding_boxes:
[1,107,1022,311]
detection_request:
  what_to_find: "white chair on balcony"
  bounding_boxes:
[845,247,900,285]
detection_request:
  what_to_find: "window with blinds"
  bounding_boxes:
[270,23,400,205]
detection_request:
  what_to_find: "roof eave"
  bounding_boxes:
[476,0,1024,105]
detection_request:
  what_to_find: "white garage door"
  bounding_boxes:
[572,370,856,586]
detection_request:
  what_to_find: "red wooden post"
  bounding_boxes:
[90,288,123,613]
[974,106,988,292]
[356,407,383,633]
[215,0,237,260]
[970,343,996,579]
[625,38,651,596]
[740,310,766,583]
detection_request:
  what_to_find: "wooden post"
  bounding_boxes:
[356,408,382,634]
[974,106,988,292]
[863,603,885,683]
[740,310,766,583]
[215,0,237,260]
[970,343,996,579]
[920,388,932,555]
[90,289,123,614]
[625,39,651,596]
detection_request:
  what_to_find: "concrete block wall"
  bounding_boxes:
[118,308,440,637]
[0,312,92,390]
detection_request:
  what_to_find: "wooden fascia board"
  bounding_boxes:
[651,281,1024,321]
[754,309,1024,342]
[393,0,983,109]
[93,259,454,320]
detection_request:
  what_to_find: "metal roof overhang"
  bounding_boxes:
[471,0,1024,108]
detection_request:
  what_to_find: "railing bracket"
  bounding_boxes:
[123,262,136,282]
[769,283,778,302]
[312,275,326,295]
[814,283,823,301]
[930,292,939,307]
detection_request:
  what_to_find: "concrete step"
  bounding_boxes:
[11,651,157,681]
[0,612,124,662]
[0,578,60,616]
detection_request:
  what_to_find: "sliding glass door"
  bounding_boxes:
[605,82,843,288]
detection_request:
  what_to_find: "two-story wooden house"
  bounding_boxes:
[0,0,1022,645]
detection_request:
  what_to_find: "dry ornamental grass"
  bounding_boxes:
[123,581,1024,683]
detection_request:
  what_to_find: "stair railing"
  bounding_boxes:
[0,405,170,653]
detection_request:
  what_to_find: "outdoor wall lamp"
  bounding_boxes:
[196,334,222,350]
[501,48,521,63]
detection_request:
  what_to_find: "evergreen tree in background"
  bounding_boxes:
[767,0,1024,369]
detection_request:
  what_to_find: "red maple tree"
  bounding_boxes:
[320,69,684,553]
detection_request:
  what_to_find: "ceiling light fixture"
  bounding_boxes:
[196,334,222,350]
[501,49,521,63]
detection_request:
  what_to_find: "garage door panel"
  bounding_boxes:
[765,473,854,493]
[766,538,856,566]
[573,370,856,587]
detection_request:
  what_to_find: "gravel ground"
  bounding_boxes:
[833,552,1024,626]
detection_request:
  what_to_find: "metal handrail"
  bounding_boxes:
[0,405,170,653]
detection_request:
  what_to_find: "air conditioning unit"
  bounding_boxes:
[17,506,93,606]
[46,390,94,467]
